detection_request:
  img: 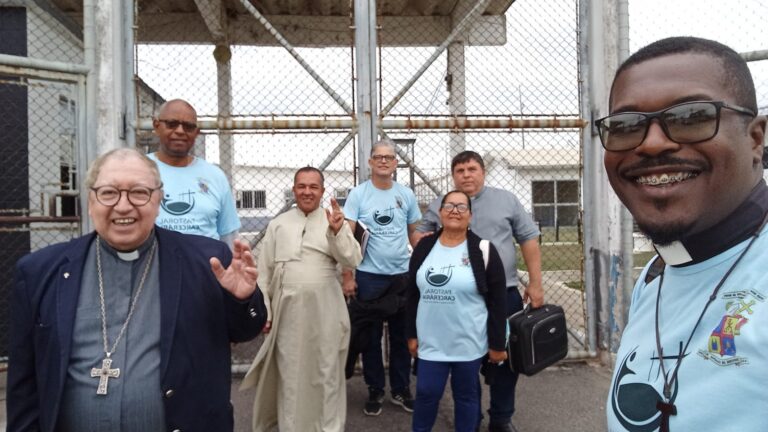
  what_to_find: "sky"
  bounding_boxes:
[135,0,767,173]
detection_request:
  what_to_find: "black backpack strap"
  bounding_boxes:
[644,255,666,284]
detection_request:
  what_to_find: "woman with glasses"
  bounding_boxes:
[406,190,507,432]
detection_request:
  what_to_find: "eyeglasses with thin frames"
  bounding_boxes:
[90,185,163,207]
[594,100,756,152]
[371,154,396,162]
[440,203,470,214]
[157,119,198,133]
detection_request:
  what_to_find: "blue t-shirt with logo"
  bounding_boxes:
[343,180,421,274]
[415,240,488,362]
[607,229,768,432]
[148,154,240,240]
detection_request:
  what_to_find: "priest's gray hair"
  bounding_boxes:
[85,148,162,189]
[370,139,397,156]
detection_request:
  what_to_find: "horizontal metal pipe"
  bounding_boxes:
[135,116,586,131]
[0,216,80,224]
[0,53,89,75]
[741,49,768,62]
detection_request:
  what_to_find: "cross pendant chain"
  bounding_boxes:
[91,356,120,395]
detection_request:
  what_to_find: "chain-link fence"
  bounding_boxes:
[133,0,588,359]
[7,0,765,366]
[0,4,85,359]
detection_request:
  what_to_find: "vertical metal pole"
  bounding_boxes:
[447,42,466,158]
[123,0,137,148]
[215,44,235,183]
[82,0,96,235]
[617,0,635,329]
[354,0,377,182]
[581,0,624,361]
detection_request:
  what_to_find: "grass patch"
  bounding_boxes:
[564,280,583,291]
[515,243,658,272]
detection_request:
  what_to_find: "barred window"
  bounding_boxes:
[532,180,579,227]
[237,190,267,209]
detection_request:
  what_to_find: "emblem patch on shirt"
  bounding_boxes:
[197,178,210,194]
[373,207,395,226]
[610,345,684,431]
[697,289,764,367]
[161,189,195,215]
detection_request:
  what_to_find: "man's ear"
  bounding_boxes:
[749,115,767,168]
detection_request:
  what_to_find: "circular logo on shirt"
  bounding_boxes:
[374,207,394,226]
[425,265,453,287]
[161,190,196,216]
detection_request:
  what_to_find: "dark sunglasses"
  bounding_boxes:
[157,119,198,133]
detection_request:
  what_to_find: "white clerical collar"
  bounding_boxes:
[98,231,155,262]
[117,250,140,261]
[653,241,693,266]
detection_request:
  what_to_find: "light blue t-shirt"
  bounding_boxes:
[148,154,240,240]
[415,240,488,362]
[607,229,768,432]
[343,180,421,274]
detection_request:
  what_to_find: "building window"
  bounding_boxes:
[237,190,267,209]
[334,188,351,207]
[532,180,579,227]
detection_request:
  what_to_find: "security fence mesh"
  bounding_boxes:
[6,0,765,366]
[133,0,588,362]
[0,4,84,359]
[629,0,768,117]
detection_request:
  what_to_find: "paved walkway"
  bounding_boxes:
[0,360,610,431]
[231,360,612,432]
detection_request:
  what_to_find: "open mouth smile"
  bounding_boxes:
[635,171,698,186]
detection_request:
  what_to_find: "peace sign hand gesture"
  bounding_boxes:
[326,197,345,235]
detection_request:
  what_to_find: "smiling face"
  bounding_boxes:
[88,155,162,251]
[604,53,765,244]
[153,100,200,163]
[439,191,472,233]
[368,144,397,178]
[293,170,325,215]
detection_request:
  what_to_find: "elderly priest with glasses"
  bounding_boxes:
[598,37,768,432]
[6,148,267,432]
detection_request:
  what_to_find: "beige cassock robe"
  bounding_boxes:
[241,206,362,432]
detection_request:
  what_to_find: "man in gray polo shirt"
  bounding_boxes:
[415,150,544,432]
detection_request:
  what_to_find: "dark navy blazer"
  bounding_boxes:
[6,227,267,432]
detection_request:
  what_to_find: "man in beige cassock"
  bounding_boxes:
[241,166,362,431]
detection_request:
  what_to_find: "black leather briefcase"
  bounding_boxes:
[506,304,568,376]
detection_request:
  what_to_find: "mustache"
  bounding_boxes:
[620,155,709,175]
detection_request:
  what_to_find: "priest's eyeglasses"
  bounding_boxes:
[157,119,198,133]
[371,154,396,162]
[91,185,163,207]
[594,100,756,152]
[441,203,470,213]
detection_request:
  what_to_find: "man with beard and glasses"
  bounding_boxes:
[598,37,767,432]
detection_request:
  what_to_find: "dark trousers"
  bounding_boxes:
[488,286,523,424]
[413,358,483,432]
[356,271,411,393]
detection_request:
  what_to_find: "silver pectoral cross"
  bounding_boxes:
[91,357,120,395]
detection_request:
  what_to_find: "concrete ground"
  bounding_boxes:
[0,360,610,431]
[231,360,612,432]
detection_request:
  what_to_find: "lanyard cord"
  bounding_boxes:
[654,212,768,401]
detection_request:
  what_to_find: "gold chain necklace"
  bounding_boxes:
[90,236,157,395]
